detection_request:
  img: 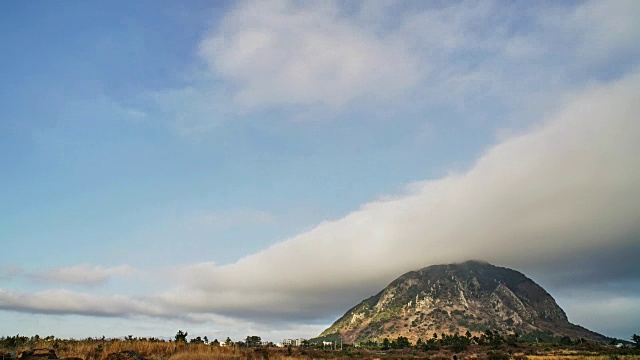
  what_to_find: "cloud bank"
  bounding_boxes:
[0,288,155,317]
[157,69,640,324]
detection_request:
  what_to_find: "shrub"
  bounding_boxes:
[486,350,510,360]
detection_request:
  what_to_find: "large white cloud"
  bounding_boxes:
[157,69,640,324]
[199,1,421,109]
[158,0,640,133]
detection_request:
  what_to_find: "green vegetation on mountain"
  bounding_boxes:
[319,261,608,344]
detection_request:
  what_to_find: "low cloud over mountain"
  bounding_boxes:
[159,69,640,325]
[4,65,637,339]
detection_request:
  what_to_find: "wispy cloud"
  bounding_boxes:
[187,209,275,229]
[561,0,640,63]
[29,264,136,286]
[0,265,23,281]
[141,85,237,138]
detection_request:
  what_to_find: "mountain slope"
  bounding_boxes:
[319,261,607,343]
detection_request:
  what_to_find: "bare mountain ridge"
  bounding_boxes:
[319,261,607,344]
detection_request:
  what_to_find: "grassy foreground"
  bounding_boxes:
[1,338,639,360]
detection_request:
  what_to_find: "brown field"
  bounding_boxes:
[529,357,640,360]
[2,339,639,360]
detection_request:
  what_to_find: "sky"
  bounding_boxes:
[0,0,639,342]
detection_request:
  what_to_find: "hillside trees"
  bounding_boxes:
[392,336,411,349]
[381,338,390,350]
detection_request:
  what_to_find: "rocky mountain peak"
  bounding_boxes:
[319,261,605,344]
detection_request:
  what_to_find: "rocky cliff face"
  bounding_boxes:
[319,261,607,343]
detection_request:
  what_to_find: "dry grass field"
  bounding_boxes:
[2,338,639,360]
[528,356,640,360]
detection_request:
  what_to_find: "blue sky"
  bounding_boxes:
[1,0,639,342]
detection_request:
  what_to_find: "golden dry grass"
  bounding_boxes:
[17,340,239,360]
[12,341,321,360]
[529,356,640,360]
[7,340,640,360]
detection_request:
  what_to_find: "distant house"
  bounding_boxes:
[295,338,306,347]
[282,339,293,346]
[261,341,271,347]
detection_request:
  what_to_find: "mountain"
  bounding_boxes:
[319,261,607,344]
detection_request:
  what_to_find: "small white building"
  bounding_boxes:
[295,338,306,346]
[282,339,293,346]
